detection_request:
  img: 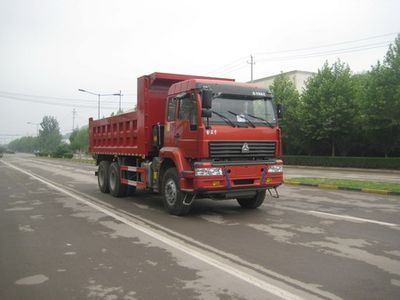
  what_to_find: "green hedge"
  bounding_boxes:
[282,155,400,170]
[62,153,74,159]
[51,152,73,159]
[36,152,49,157]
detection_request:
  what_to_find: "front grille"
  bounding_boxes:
[209,140,276,161]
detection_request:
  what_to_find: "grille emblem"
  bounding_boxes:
[241,143,250,153]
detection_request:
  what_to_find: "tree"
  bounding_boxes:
[361,34,400,157]
[270,73,303,154]
[302,60,359,156]
[351,72,370,156]
[8,136,38,153]
[69,126,89,155]
[38,116,62,153]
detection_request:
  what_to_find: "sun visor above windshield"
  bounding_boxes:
[196,82,272,99]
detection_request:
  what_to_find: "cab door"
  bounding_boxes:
[175,93,198,157]
[164,97,178,147]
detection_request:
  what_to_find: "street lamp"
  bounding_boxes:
[117,90,123,113]
[78,89,121,119]
[27,122,40,136]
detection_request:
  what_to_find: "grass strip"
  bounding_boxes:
[285,177,400,193]
[35,156,95,165]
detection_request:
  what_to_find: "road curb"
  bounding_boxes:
[284,181,400,196]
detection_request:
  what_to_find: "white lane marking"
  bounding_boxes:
[308,210,398,227]
[265,205,398,228]
[2,160,307,300]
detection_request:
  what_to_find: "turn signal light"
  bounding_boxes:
[212,180,222,186]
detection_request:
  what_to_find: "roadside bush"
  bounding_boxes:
[63,153,73,159]
[52,144,73,159]
[282,155,400,170]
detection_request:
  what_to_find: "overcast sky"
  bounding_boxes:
[0,0,399,142]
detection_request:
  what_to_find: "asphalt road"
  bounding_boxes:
[1,154,400,300]
[285,165,400,183]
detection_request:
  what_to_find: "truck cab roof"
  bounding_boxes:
[168,78,272,98]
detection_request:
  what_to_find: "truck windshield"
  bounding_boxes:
[206,95,277,127]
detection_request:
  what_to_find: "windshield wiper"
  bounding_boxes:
[227,111,255,128]
[245,113,274,128]
[210,110,236,127]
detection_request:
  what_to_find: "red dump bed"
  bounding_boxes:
[89,72,233,157]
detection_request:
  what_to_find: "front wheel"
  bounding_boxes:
[162,168,191,216]
[237,190,266,209]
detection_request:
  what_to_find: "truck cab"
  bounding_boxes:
[157,79,283,214]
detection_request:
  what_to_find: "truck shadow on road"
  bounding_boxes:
[111,190,271,221]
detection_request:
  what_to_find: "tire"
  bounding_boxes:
[98,161,110,193]
[237,190,266,209]
[162,168,191,216]
[108,162,127,197]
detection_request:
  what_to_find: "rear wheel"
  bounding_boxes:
[98,161,110,193]
[237,190,266,209]
[109,162,127,197]
[162,168,191,216]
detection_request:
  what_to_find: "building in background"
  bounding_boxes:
[251,70,315,93]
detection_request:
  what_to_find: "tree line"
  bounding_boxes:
[272,34,400,157]
[6,35,400,158]
[8,116,88,157]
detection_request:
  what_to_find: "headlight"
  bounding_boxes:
[268,165,283,173]
[195,167,223,176]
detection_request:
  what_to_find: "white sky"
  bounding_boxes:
[0,0,399,142]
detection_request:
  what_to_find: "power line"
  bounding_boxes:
[208,55,248,74]
[254,32,398,57]
[218,64,248,76]
[210,31,398,76]
[0,134,24,136]
[0,91,129,105]
[0,95,122,109]
[217,41,391,76]
[256,41,391,63]
[209,60,247,76]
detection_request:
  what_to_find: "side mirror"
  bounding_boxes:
[201,90,213,109]
[201,109,212,118]
[277,104,283,119]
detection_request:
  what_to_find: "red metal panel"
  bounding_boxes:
[89,72,235,157]
[89,112,140,155]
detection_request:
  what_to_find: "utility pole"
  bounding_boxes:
[247,55,256,82]
[72,108,76,132]
[118,90,122,113]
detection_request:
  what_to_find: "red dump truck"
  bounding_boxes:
[89,72,283,215]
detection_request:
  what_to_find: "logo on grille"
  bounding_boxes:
[241,143,250,153]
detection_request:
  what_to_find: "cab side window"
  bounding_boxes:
[178,95,197,130]
[167,98,177,121]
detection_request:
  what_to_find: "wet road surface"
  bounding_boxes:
[1,154,399,299]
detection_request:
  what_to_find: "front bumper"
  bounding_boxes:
[179,161,283,195]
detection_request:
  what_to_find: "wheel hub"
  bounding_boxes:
[165,179,177,205]
[109,170,116,190]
